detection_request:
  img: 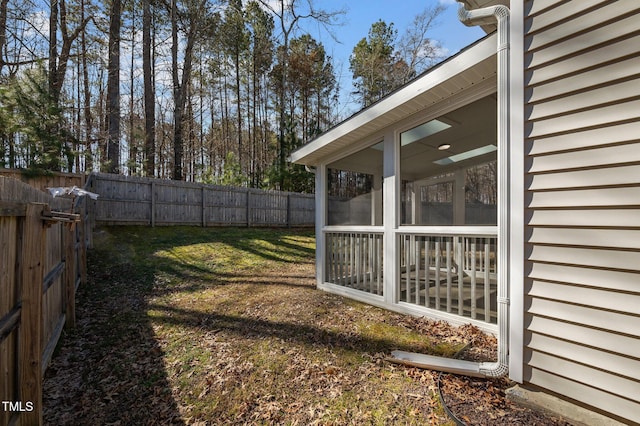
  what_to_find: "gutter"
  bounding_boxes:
[390,2,511,379]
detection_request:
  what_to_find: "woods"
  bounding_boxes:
[0,0,444,191]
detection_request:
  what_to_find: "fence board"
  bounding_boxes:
[19,203,46,425]
[0,175,87,426]
[0,169,85,191]
[90,173,315,227]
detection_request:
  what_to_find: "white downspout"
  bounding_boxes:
[391,3,510,379]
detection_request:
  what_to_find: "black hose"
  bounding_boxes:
[437,342,473,426]
[437,371,468,426]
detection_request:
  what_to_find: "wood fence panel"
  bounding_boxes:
[0,214,19,426]
[0,169,85,192]
[0,176,86,425]
[19,203,46,425]
[91,173,315,227]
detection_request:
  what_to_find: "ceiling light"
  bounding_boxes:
[438,143,451,151]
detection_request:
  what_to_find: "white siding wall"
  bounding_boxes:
[523,1,640,423]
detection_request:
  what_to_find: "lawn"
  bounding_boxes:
[43,226,566,425]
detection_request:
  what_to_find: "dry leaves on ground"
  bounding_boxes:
[43,227,570,425]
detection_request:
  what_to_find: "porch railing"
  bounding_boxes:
[322,227,497,325]
[324,228,384,296]
[398,230,497,324]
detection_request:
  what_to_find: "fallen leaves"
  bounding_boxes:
[43,227,568,425]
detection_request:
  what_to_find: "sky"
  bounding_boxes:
[297,0,486,116]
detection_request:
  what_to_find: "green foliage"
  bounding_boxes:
[212,151,247,187]
[0,66,75,172]
[263,114,314,192]
[266,161,314,193]
[350,20,415,107]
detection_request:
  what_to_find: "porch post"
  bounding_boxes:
[372,172,383,226]
[383,129,398,305]
[315,164,327,286]
[454,168,465,225]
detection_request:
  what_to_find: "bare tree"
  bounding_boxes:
[143,0,155,176]
[0,0,8,75]
[397,4,446,76]
[256,0,344,188]
[170,0,213,180]
[105,0,121,173]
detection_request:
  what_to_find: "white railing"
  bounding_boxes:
[322,226,498,325]
[324,228,384,296]
[398,228,497,324]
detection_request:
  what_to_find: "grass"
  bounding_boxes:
[44,226,471,425]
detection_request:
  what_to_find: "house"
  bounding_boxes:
[290,1,640,424]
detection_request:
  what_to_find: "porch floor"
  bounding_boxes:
[400,268,497,323]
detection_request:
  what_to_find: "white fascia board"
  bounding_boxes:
[290,33,498,166]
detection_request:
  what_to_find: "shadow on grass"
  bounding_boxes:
[148,303,445,356]
[43,226,316,425]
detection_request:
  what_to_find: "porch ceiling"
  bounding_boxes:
[290,33,498,167]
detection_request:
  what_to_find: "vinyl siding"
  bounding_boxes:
[523,0,640,423]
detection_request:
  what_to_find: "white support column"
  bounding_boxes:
[315,164,327,286]
[372,172,383,226]
[383,129,399,305]
[454,168,466,225]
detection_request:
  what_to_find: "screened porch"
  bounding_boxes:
[322,94,499,327]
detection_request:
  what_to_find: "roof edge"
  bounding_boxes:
[290,32,497,165]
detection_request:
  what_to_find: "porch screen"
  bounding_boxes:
[326,142,383,226]
[399,96,498,226]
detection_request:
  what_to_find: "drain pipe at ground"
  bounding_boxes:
[390,2,511,379]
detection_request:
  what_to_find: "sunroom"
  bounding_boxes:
[291,33,503,333]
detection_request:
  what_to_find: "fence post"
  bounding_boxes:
[201,186,206,227]
[246,189,251,227]
[19,202,46,425]
[64,222,76,329]
[151,181,156,227]
[79,204,87,286]
[287,194,291,228]
[86,176,95,249]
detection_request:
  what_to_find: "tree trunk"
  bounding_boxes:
[81,0,93,171]
[106,0,121,173]
[171,0,198,180]
[0,0,9,75]
[235,51,242,176]
[49,0,59,100]
[170,0,182,180]
[128,6,136,175]
[143,0,155,176]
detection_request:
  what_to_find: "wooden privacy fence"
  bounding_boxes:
[0,169,86,191]
[0,176,89,425]
[88,172,315,227]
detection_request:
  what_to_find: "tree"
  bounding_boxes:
[0,0,8,76]
[256,0,344,189]
[143,0,155,176]
[349,20,399,107]
[44,0,91,170]
[170,0,214,180]
[220,0,248,173]
[0,67,74,172]
[350,6,444,108]
[288,34,334,144]
[105,0,121,173]
[245,0,274,186]
[397,4,445,77]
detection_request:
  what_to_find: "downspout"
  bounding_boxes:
[391,3,510,379]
